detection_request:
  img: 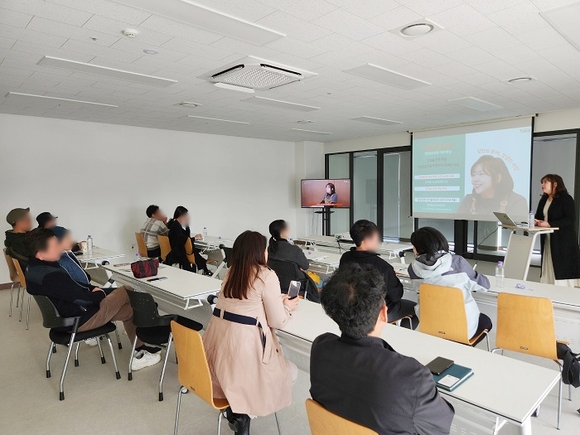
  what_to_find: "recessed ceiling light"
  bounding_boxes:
[6,92,118,108]
[176,101,202,108]
[507,76,534,84]
[243,96,320,112]
[400,23,433,37]
[344,64,431,90]
[449,97,502,112]
[143,49,158,55]
[188,115,249,125]
[214,82,255,93]
[351,116,402,126]
[291,128,332,135]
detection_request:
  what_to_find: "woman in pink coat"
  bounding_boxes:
[203,230,299,435]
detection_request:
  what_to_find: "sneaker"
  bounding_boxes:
[85,338,98,347]
[131,350,161,371]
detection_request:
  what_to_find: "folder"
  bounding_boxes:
[433,363,473,391]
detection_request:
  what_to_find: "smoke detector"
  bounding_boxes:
[199,56,317,91]
[122,28,139,38]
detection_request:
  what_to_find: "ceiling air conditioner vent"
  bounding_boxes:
[200,56,317,91]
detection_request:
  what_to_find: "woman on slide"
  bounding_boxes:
[320,182,338,205]
[203,231,299,435]
[456,155,527,216]
[534,174,580,286]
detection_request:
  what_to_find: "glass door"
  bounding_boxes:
[382,151,413,240]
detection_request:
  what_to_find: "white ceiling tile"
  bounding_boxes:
[2,0,93,26]
[161,37,233,60]
[535,44,580,64]
[311,33,374,57]
[312,10,384,41]
[414,31,472,54]
[82,15,172,47]
[26,16,121,48]
[255,11,331,42]
[429,4,496,36]
[0,7,32,28]
[399,48,451,67]
[256,0,337,21]
[61,39,142,63]
[472,59,526,80]
[193,0,276,22]
[110,38,187,62]
[266,36,327,59]
[458,72,498,86]
[0,23,68,48]
[445,46,498,66]
[48,0,151,25]
[325,0,399,19]
[515,25,570,51]
[464,27,522,51]
[400,0,464,15]
[0,35,15,49]
[466,0,528,14]
[362,31,423,56]
[368,6,423,30]
[487,2,550,35]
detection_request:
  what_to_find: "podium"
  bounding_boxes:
[502,226,558,280]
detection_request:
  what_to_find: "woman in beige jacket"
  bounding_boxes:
[203,230,299,435]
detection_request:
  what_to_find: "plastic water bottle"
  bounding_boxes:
[289,238,294,245]
[495,261,505,288]
[528,211,535,229]
[202,227,208,241]
[86,235,94,253]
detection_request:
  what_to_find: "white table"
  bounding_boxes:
[297,235,412,260]
[76,247,124,270]
[194,236,235,278]
[303,250,342,274]
[277,301,561,435]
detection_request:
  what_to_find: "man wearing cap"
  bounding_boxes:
[36,212,58,229]
[4,207,34,269]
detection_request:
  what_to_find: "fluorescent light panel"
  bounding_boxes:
[344,64,431,90]
[114,0,285,46]
[449,97,502,112]
[37,56,177,87]
[541,1,580,52]
[243,96,320,112]
[214,83,255,93]
[6,92,118,108]
[291,128,332,135]
[351,116,402,126]
[188,115,249,125]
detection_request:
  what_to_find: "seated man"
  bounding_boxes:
[4,207,33,270]
[25,228,161,371]
[340,219,417,328]
[140,205,169,258]
[36,212,58,229]
[311,264,454,435]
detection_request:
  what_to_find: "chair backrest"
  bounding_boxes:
[419,284,470,344]
[158,235,171,261]
[126,290,164,328]
[171,320,224,409]
[184,238,196,265]
[33,295,77,330]
[3,248,19,283]
[219,244,233,267]
[12,257,26,288]
[496,293,557,360]
[305,399,378,435]
[268,258,301,293]
[135,232,148,257]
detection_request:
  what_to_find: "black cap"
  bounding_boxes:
[36,212,58,228]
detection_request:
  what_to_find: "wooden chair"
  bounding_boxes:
[184,238,196,266]
[419,284,490,351]
[135,232,148,257]
[12,258,32,330]
[492,293,571,429]
[158,235,171,262]
[3,248,21,317]
[305,398,378,435]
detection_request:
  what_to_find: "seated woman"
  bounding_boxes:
[408,227,492,341]
[165,206,210,275]
[203,231,299,435]
[267,220,319,302]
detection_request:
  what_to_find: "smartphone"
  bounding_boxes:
[426,357,454,375]
[288,280,301,299]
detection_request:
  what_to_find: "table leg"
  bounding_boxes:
[519,417,532,435]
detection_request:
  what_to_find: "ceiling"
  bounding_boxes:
[1,0,580,142]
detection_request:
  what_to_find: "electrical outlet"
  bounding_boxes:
[131,244,136,250]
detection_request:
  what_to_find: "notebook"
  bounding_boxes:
[433,363,473,392]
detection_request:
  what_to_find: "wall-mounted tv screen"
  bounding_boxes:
[301,179,351,208]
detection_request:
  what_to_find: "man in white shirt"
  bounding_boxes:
[140,205,169,258]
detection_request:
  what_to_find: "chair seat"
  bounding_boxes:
[49,322,116,345]
[136,325,171,345]
[212,397,230,410]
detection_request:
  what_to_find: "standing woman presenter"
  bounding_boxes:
[535,174,580,286]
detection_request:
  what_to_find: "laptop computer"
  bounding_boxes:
[493,212,528,228]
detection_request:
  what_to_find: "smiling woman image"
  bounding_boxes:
[534,174,580,286]
[457,155,527,216]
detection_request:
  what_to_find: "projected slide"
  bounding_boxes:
[412,123,532,221]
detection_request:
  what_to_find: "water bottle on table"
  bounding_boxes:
[86,235,94,253]
[528,211,535,229]
[202,227,208,241]
[495,261,505,288]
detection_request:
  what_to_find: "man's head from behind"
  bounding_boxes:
[6,208,32,233]
[320,264,388,340]
[350,219,381,251]
[146,204,166,222]
[36,212,57,229]
[25,228,61,262]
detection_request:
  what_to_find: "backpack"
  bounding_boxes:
[556,342,580,388]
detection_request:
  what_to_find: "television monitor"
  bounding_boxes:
[301,179,351,208]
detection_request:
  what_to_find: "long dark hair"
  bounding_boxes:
[470,155,514,197]
[268,219,288,254]
[173,206,188,220]
[222,231,267,300]
[410,227,449,259]
[325,183,336,195]
[541,174,568,198]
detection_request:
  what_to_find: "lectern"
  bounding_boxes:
[502,226,558,280]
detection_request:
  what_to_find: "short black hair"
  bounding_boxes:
[349,219,379,247]
[320,263,387,339]
[25,228,56,257]
[410,227,449,258]
[146,205,160,218]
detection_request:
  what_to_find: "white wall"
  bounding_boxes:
[294,141,325,237]
[0,114,304,282]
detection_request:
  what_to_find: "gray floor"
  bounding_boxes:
[1,269,578,435]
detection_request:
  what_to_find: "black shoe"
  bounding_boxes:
[225,408,251,435]
[203,269,213,276]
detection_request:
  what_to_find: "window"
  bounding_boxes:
[327,153,350,235]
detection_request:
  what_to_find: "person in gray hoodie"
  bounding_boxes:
[408,227,492,341]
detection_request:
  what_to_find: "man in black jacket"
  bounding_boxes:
[25,228,161,370]
[339,219,417,328]
[311,264,454,435]
[4,207,34,269]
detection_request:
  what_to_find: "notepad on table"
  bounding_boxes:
[433,363,473,391]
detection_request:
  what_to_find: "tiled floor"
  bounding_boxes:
[0,270,578,435]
